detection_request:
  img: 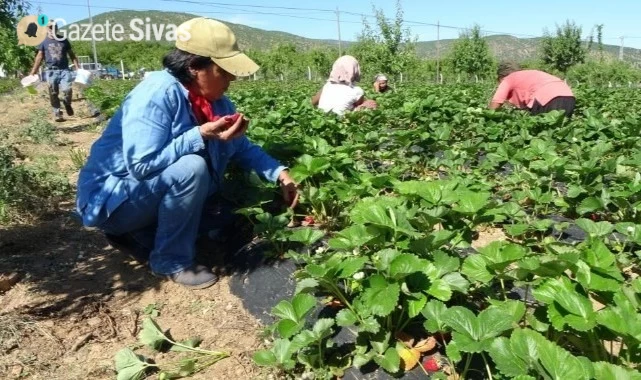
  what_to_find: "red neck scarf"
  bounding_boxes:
[187,84,216,124]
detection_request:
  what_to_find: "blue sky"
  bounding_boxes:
[31,0,641,49]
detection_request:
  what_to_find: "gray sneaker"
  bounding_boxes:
[157,264,218,289]
[54,109,64,122]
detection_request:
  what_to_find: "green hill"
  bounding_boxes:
[415,35,641,64]
[67,10,344,51]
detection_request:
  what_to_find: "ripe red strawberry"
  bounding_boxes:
[422,355,442,372]
[302,215,315,226]
[225,113,241,124]
[212,113,242,128]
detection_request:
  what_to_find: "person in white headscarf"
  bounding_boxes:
[373,73,390,93]
[311,55,376,115]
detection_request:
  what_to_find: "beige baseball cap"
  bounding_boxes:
[176,18,259,77]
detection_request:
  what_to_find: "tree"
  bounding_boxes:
[448,25,495,81]
[349,0,417,80]
[0,0,34,75]
[596,24,604,61]
[540,20,586,74]
[307,48,335,80]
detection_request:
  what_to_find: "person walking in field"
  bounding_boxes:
[489,62,576,118]
[28,22,80,122]
[76,18,299,289]
[311,55,377,115]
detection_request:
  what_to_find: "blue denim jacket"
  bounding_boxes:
[76,70,285,227]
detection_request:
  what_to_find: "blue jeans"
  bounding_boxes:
[46,69,73,113]
[99,154,211,275]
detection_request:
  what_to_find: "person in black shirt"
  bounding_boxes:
[28,22,80,121]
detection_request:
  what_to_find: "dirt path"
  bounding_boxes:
[0,86,268,380]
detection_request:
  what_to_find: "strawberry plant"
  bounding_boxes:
[93,80,641,379]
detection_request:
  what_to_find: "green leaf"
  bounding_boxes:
[452,331,485,353]
[312,318,335,337]
[273,338,294,365]
[441,272,470,294]
[575,218,614,237]
[374,348,400,374]
[272,301,297,322]
[288,227,325,245]
[353,352,375,368]
[336,309,358,327]
[389,253,424,278]
[117,364,149,380]
[576,197,603,215]
[291,330,317,350]
[593,362,641,380]
[505,224,530,237]
[411,230,456,252]
[533,278,596,331]
[427,279,453,301]
[371,331,391,355]
[277,319,301,339]
[538,336,591,380]
[453,191,490,214]
[295,278,319,294]
[359,317,381,334]
[178,359,196,377]
[394,180,457,205]
[138,318,168,350]
[432,251,461,276]
[479,241,526,265]
[487,300,526,323]
[422,299,448,333]
[114,348,148,380]
[477,307,515,339]
[328,225,376,250]
[567,184,586,198]
[170,337,202,352]
[407,294,427,319]
[360,282,400,317]
[488,337,529,377]
[292,293,317,320]
[510,329,541,369]
[584,239,616,269]
[374,249,401,272]
[337,257,369,279]
[442,306,480,339]
[446,340,462,363]
[253,350,277,366]
[462,254,493,283]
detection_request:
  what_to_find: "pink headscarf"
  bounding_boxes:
[328,55,361,85]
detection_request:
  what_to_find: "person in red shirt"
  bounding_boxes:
[489,62,575,118]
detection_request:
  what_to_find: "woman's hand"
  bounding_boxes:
[278,170,299,208]
[199,113,248,141]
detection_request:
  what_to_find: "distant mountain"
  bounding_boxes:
[415,35,641,64]
[67,11,641,64]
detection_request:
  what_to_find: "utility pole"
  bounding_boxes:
[436,20,440,83]
[336,7,342,57]
[87,0,98,65]
[619,36,624,61]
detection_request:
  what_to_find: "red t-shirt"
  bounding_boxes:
[492,70,574,109]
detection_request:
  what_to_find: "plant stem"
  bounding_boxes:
[499,278,508,300]
[481,353,494,380]
[461,354,472,379]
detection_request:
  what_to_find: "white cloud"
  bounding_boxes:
[226,15,268,28]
